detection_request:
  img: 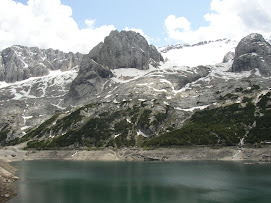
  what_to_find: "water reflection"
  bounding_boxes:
[9,160,271,203]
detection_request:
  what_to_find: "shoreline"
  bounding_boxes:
[0,160,18,203]
[1,145,271,163]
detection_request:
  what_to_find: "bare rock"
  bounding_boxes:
[64,57,113,105]
[0,45,83,83]
[88,30,163,70]
[223,51,235,63]
[232,33,271,76]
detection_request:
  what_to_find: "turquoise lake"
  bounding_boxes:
[9,160,271,203]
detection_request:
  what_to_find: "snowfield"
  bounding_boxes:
[160,39,237,67]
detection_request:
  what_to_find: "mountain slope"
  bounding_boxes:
[13,61,271,149]
[2,32,271,148]
[0,64,79,141]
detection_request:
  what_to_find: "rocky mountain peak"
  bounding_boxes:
[64,30,164,105]
[0,45,83,83]
[88,30,163,70]
[232,33,271,76]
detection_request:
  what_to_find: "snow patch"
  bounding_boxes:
[111,66,158,83]
[175,104,210,112]
[21,126,30,131]
[153,88,167,93]
[0,82,10,89]
[23,116,33,120]
[113,99,119,104]
[137,130,149,138]
[114,134,121,138]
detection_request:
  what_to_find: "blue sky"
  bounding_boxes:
[1,0,271,53]
[60,0,211,36]
[15,0,212,45]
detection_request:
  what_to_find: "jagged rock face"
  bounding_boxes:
[0,45,83,83]
[232,33,271,76]
[64,56,113,105]
[223,51,235,63]
[88,30,163,70]
[149,45,164,67]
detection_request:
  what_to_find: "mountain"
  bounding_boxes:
[1,31,271,149]
[88,30,164,70]
[0,45,83,83]
[0,46,82,141]
[64,30,164,106]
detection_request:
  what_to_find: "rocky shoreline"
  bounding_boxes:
[0,160,18,203]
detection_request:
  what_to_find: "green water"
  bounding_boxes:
[9,160,271,203]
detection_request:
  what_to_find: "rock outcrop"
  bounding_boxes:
[64,56,113,105]
[223,51,235,63]
[232,33,271,76]
[0,45,83,83]
[88,30,163,70]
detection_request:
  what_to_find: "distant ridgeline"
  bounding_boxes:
[1,32,271,149]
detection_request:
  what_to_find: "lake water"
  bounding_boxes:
[9,160,271,203]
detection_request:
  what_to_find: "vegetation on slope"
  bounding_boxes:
[18,101,170,149]
[6,85,271,149]
[246,91,271,143]
[144,89,271,147]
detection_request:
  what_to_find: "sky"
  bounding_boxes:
[0,0,271,53]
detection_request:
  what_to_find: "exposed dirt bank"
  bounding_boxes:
[1,146,271,162]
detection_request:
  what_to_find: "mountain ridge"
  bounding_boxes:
[1,31,271,149]
[0,45,83,83]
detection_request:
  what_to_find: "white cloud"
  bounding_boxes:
[0,0,116,53]
[124,27,150,42]
[124,27,161,45]
[85,19,96,29]
[165,15,191,33]
[165,0,271,44]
